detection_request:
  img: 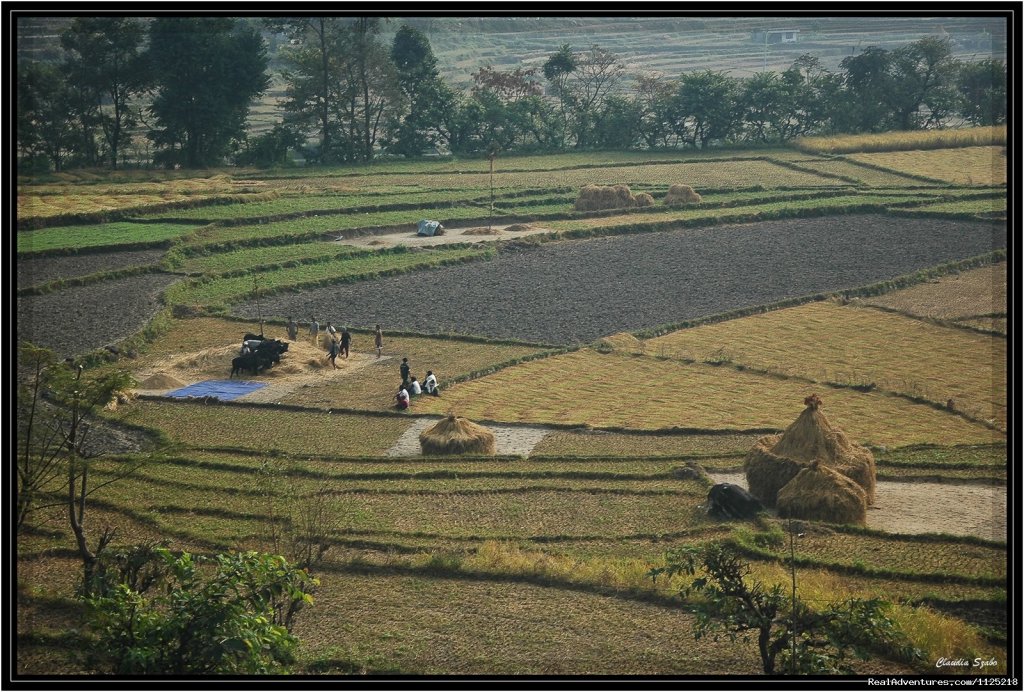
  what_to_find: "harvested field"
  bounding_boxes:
[16,273,181,358]
[862,262,1006,320]
[16,249,167,290]
[239,215,1005,345]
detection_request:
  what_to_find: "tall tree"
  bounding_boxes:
[561,45,625,148]
[839,46,895,132]
[266,17,349,163]
[671,70,740,148]
[146,18,269,167]
[16,62,76,171]
[887,37,958,129]
[957,59,1007,126]
[389,25,448,157]
[60,17,147,168]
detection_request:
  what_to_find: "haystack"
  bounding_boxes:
[633,192,655,207]
[744,395,876,505]
[419,414,496,455]
[776,461,867,525]
[574,184,640,211]
[138,373,186,389]
[664,184,702,205]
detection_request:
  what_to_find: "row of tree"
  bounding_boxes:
[16,17,1007,171]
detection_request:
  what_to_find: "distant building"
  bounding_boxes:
[751,29,800,44]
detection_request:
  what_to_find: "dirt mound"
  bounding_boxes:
[505,223,534,232]
[138,373,186,389]
[664,184,702,205]
[462,227,501,236]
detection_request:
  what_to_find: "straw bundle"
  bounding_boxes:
[574,184,639,211]
[744,397,876,505]
[664,184,702,205]
[633,192,655,207]
[419,414,496,455]
[776,461,868,525]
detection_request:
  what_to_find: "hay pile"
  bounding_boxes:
[574,184,648,211]
[633,192,655,207]
[419,414,496,455]
[505,223,533,232]
[664,184,702,205]
[777,461,867,525]
[595,332,646,354]
[744,395,876,522]
[138,373,186,389]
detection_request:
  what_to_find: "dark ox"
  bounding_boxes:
[707,483,764,520]
[230,351,280,377]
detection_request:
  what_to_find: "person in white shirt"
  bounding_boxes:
[423,371,439,396]
[395,386,410,410]
[408,377,422,395]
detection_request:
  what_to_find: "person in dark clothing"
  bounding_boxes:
[400,357,411,385]
[340,327,352,358]
[287,317,298,341]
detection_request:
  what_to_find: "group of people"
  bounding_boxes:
[395,357,440,410]
[287,317,387,368]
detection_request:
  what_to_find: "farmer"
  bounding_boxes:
[423,370,440,396]
[327,338,340,369]
[287,316,298,341]
[340,327,352,359]
[395,385,410,410]
[326,322,338,341]
[400,357,411,385]
[310,317,320,346]
[374,324,384,358]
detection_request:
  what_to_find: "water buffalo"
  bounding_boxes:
[230,352,274,378]
[707,483,764,520]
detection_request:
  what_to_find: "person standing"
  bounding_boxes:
[287,316,298,342]
[310,317,320,346]
[326,322,338,341]
[327,338,340,369]
[374,324,384,358]
[400,357,410,386]
[340,327,352,359]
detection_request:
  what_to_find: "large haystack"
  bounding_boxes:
[574,184,642,211]
[744,434,809,506]
[664,184,702,205]
[419,414,496,455]
[777,461,868,525]
[744,396,876,505]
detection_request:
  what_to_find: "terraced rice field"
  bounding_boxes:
[848,146,1007,186]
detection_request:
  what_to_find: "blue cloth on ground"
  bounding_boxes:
[166,380,266,401]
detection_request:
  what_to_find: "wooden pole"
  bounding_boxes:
[253,274,264,337]
[489,149,496,231]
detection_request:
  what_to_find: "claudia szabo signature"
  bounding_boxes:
[935,657,999,669]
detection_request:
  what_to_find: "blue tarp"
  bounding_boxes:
[417,219,443,237]
[166,380,266,401]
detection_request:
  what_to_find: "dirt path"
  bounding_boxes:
[386,417,552,457]
[707,472,1006,542]
[335,223,554,250]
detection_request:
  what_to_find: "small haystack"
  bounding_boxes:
[595,331,646,354]
[744,396,876,505]
[575,184,641,211]
[633,192,655,207]
[776,461,868,525]
[419,413,496,455]
[505,223,533,232]
[138,373,186,390]
[664,184,702,205]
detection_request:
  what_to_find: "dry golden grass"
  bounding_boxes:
[793,126,1007,155]
[647,301,1007,428]
[413,349,1001,447]
[848,146,1007,185]
[863,262,1007,320]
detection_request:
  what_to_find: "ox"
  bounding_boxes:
[707,483,764,520]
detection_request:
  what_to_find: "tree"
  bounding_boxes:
[388,25,448,157]
[957,59,1007,126]
[266,17,350,163]
[83,548,317,674]
[558,45,625,148]
[839,46,895,132]
[16,343,64,531]
[60,17,147,169]
[649,542,921,674]
[887,37,958,129]
[17,62,76,171]
[542,43,577,147]
[633,72,678,149]
[671,71,740,148]
[146,18,269,167]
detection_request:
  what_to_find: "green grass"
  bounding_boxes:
[164,245,492,308]
[17,221,206,254]
[171,242,373,275]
